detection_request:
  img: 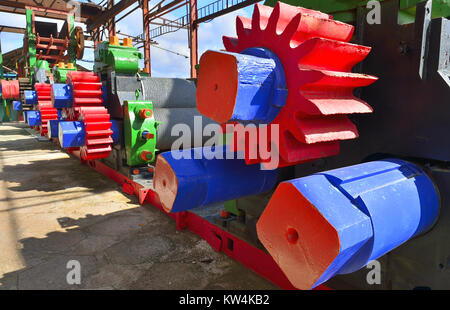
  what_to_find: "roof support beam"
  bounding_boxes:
[87,0,136,32]
[0,25,25,34]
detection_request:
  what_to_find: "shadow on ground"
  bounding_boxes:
[0,206,278,290]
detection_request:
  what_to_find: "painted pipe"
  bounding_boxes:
[154,145,278,213]
[256,159,440,290]
[197,48,287,124]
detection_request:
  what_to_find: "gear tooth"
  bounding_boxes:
[289,15,354,46]
[279,131,340,163]
[295,117,359,144]
[223,36,240,52]
[300,95,373,115]
[278,11,302,42]
[253,4,273,31]
[295,38,372,71]
[269,2,301,36]
[296,69,376,115]
[276,2,332,20]
[236,16,252,38]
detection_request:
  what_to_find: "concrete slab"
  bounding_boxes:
[0,122,278,290]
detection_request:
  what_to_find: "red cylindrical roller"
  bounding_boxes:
[1,80,20,99]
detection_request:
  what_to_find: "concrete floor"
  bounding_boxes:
[0,122,277,290]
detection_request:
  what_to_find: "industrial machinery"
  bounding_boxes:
[50,35,217,184]
[152,0,450,290]
[3,0,448,291]
[6,7,84,136]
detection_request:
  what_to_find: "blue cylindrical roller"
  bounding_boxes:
[27,110,41,126]
[13,101,22,111]
[52,83,73,108]
[58,121,85,148]
[154,145,278,213]
[47,120,59,138]
[24,90,37,105]
[256,159,440,290]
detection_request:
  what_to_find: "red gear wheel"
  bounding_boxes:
[66,71,113,160]
[35,83,58,136]
[223,3,377,168]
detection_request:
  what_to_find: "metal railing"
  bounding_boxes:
[145,0,255,40]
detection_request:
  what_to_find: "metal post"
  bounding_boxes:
[189,0,198,78]
[142,0,151,75]
[107,0,116,38]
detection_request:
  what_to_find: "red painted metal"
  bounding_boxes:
[65,147,329,290]
[0,80,20,99]
[142,0,151,75]
[66,71,113,160]
[35,83,58,136]
[222,3,377,168]
[189,0,198,78]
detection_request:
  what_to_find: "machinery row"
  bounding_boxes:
[3,0,449,290]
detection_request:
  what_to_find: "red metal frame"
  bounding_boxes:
[60,147,328,290]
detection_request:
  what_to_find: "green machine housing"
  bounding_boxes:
[94,37,158,170]
[123,100,159,166]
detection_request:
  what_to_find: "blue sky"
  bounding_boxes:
[0,0,262,78]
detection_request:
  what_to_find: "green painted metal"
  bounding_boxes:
[36,59,50,71]
[0,99,6,122]
[263,0,449,24]
[224,200,241,216]
[124,100,159,166]
[94,41,143,74]
[53,64,76,83]
[26,9,36,81]
[67,15,77,63]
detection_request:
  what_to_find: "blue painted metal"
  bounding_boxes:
[23,110,28,123]
[48,120,59,138]
[24,90,38,105]
[262,159,440,289]
[27,110,41,126]
[57,109,65,121]
[52,83,73,108]
[13,101,22,111]
[110,119,119,143]
[157,145,278,213]
[101,85,107,106]
[58,121,85,148]
[219,48,287,124]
